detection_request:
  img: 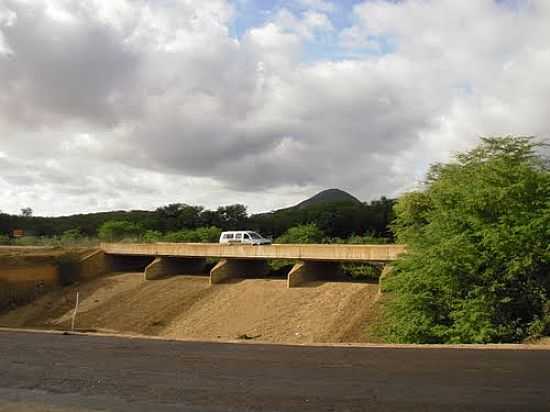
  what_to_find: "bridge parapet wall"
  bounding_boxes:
[101,242,405,263]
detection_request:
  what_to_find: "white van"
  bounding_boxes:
[219,231,272,245]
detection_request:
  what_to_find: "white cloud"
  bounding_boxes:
[0,2,16,55]
[0,0,549,215]
[268,8,333,42]
[296,0,335,13]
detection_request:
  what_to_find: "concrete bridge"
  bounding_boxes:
[83,243,406,288]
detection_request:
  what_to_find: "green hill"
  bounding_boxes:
[292,189,362,209]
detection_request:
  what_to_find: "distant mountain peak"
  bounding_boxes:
[294,188,361,209]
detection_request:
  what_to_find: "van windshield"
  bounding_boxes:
[248,232,262,239]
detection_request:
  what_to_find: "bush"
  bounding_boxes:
[346,234,390,244]
[193,226,222,243]
[342,263,382,281]
[98,220,144,242]
[527,301,550,339]
[61,228,82,243]
[143,230,163,243]
[276,224,324,244]
[384,137,550,344]
[163,226,222,243]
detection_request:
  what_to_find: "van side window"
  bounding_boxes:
[244,234,250,239]
[235,233,242,239]
[223,233,234,239]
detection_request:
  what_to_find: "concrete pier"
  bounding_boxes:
[287,261,344,288]
[144,257,207,280]
[210,259,270,285]
[79,250,110,280]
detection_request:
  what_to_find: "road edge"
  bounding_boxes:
[1,327,549,351]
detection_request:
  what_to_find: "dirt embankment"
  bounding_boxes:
[0,248,95,311]
[0,253,60,312]
[0,273,383,344]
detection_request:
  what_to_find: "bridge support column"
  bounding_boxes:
[210,259,269,285]
[287,261,343,288]
[79,252,155,279]
[145,257,207,280]
[79,250,111,280]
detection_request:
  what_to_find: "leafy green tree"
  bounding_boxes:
[216,204,248,230]
[276,224,324,244]
[346,233,390,244]
[155,203,205,230]
[143,230,163,243]
[385,137,550,344]
[163,226,222,243]
[193,226,222,243]
[61,228,82,243]
[199,209,221,228]
[162,230,192,243]
[98,220,144,242]
[248,197,395,239]
[179,205,204,228]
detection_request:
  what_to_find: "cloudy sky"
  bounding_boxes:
[0,0,549,216]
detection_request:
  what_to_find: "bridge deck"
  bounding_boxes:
[101,242,406,262]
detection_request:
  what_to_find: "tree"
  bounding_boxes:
[143,230,163,243]
[384,137,550,344]
[162,226,222,243]
[98,220,144,242]
[178,204,204,228]
[216,204,248,230]
[193,226,222,243]
[20,208,33,217]
[61,228,82,243]
[276,224,324,244]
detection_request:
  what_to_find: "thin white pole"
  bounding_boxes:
[71,291,79,332]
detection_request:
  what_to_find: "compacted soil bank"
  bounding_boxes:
[0,272,382,344]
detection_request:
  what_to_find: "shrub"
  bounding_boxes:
[384,137,550,344]
[143,230,163,243]
[61,228,82,243]
[163,226,222,243]
[193,226,222,243]
[98,220,144,242]
[342,263,382,281]
[276,224,324,244]
[346,234,390,244]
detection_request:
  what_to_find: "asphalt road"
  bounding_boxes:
[0,331,549,411]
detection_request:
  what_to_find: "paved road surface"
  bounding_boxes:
[0,330,549,411]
